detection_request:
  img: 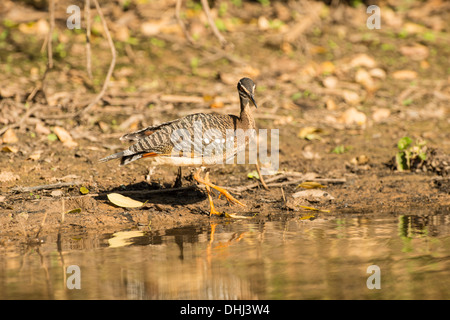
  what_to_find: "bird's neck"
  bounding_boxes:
[238,97,255,129]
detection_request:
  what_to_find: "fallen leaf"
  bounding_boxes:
[35,123,51,135]
[392,70,417,80]
[297,127,323,140]
[339,107,367,126]
[369,68,386,79]
[80,186,89,195]
[320,61,335,74]
[372,108,391,122]
[326,98,337,110]
[107,193,144,208]
[355,68,375,91]
[65,208,82,214]
[2,128,19,144]
[28,150,42,161]
[322,76,338,89]
[53,126,78,148]
[2,146,18,153]
[349,54,377,69]
[342,90,361,104]
[296,181,326,189]
[247,170,260,180]
[51,190,63,197]
[400,45,429,61]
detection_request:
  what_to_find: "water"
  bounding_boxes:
[1,213,449,299]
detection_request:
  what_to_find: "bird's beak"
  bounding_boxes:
[249,93,258,108]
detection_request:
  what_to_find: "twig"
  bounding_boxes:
[228,174,346,193]
[85,0,93,79]
[11,181,83,193]
[77,0,116,118]
[175,0,194,44]
[48,0,55,69]
[200,0,228,48]
[30,186,197,201]
[255,162,269,190]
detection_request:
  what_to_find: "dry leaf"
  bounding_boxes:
[53,126,78,148]
[339,107,367,126]
[392,70,417,80]
[298,127,322,140]
[322,76,338,89]
[35,123,51,135]
[51,190,63,197]
[326,98,337,110]
[320,61,335,74]
[372,108,391,122]
[355,68,375,90]
[28,150,42,161]
[342,90,361,104]
[2,146,18,153]
[2,128,19,144]
[140,22,161,36]
[400,45,429,61]
[107,193,144,208]
[296,181,326,189]
[349,54,377,69]
[369,68,386,79]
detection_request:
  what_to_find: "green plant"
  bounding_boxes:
[331,145,351,154]
[395,137,427,171]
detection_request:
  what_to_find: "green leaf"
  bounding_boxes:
[80,186,89,194]
[332,145,348,154]
[65,208,82,214]
[418,152,427,161]
[47,133,58,142]
[397,137,412,151]
[247,170,260,180]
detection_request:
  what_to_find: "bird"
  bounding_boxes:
[99,77,258,216]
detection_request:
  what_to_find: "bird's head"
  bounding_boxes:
[237,77,258,108]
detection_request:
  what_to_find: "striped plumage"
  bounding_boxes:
[100,77,258,216]
[100,78,257,167]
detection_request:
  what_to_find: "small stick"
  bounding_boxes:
[30,186,197,201]
[47,0,55,69]
[78,0,116,118]
[11,181,83,193]
[200,0,228,48]
[255,162,269,190]
[175,0,194,44]
[85,0,93,79]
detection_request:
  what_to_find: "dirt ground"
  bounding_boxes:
[0,0,449,245]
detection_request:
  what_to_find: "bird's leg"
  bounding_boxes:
[193,169,246,208]
[204,172,222,216]
[173,167,182,188]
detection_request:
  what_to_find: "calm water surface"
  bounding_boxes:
[1,213,450,299]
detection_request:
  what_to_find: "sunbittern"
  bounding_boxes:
[100,78,258,215]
